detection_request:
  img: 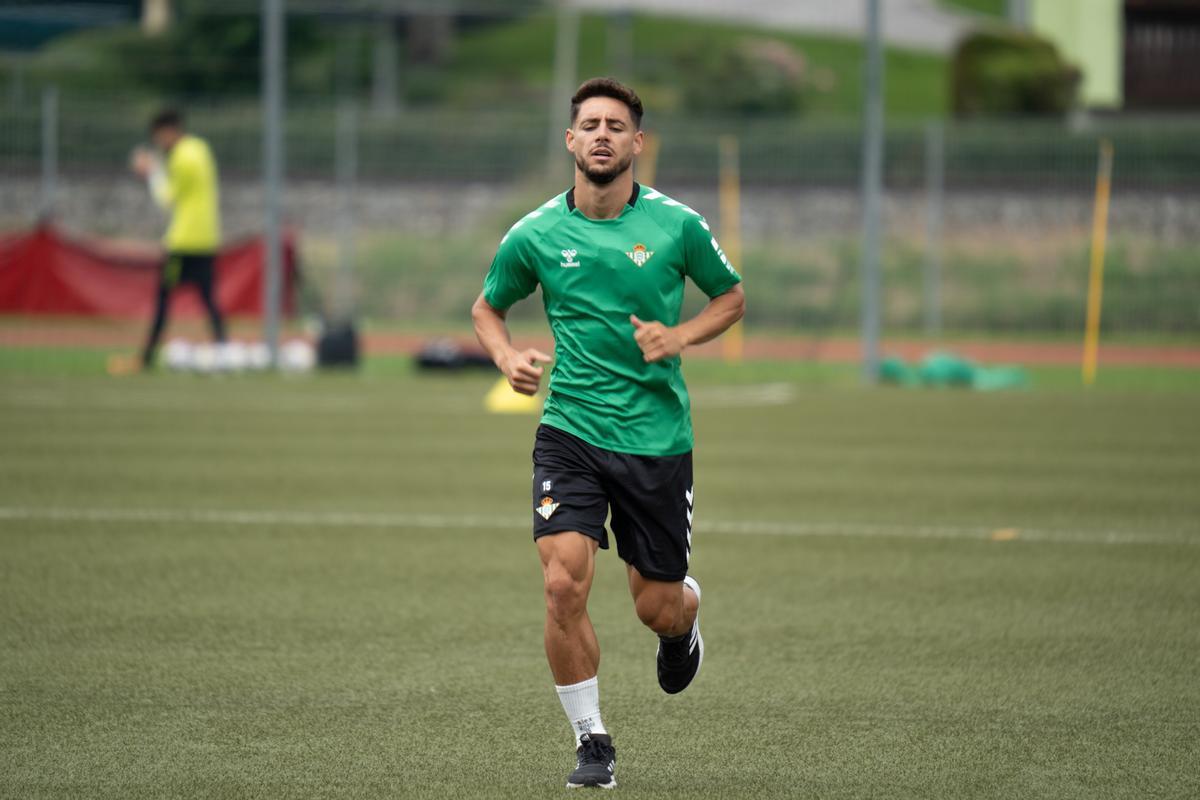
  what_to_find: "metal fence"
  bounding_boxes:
[3,88,1199,359]
[8,90,1200,188]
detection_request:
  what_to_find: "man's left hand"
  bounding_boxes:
[631,314,685,363]
[130,147,157,178]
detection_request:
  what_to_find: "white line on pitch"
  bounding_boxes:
[690,383,796,408]
[0,506,1194,547]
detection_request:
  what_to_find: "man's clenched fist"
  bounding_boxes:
[503,348,552,395]
[631,315,685,363]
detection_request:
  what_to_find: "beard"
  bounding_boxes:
[575,150,634,185]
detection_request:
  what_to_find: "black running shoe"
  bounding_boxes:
[657,575,704,694]
[566,732,617,789]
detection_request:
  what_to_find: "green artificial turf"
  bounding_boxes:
[1,371,1198,798]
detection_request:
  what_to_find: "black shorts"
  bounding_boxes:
[531,424,694,583]
[163,253,216,289]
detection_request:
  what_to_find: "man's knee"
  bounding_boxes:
[634,590,682,635]
[538,531,596,626]
[543,566,588,625]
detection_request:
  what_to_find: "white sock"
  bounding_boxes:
[556,676,607,745]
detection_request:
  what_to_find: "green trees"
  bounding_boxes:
[952,30,1081,117]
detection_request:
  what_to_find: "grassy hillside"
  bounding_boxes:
[939,0,1007,17]
[13,10,951,119]
[444,13,949,118]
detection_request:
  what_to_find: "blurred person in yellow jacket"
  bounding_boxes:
[130,109,226,370]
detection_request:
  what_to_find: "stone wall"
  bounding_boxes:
[4,176,1199,246]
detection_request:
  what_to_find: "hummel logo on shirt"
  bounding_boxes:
[560,248,580,268]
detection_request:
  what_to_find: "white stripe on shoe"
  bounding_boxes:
[683,575,704,677]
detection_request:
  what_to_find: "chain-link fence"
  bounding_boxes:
[3,87,1199,369]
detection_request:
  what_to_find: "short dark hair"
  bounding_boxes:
[570,78,644,129]
[149,108,184,133]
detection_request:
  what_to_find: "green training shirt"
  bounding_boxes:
[482,182,742,456]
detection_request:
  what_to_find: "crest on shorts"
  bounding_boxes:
[536,496,560,521]
[625,243,654,267]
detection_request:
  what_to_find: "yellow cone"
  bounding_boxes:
[484,376,541,414]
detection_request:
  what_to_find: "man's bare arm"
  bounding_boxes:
[631,283,745,363]
[471,292,552,395]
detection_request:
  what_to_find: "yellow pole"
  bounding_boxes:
[638,131,660,187]
[719,135,743,364]
[1082,140,1114,387]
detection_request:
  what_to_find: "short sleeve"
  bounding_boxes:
[682,215,742,298]
[166,145,198,206]
[482,228,538,311]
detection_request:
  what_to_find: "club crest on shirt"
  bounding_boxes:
[536,496,560,520]
[625,243,654,267]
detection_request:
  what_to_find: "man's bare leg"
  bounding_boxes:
[626,564,699,637]
[538,531,600,684]
[627,564,704,694]
[538,532,616,788]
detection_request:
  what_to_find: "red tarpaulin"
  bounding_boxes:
[0,224,298,318]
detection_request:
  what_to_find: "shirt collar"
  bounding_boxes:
[565,181,640,213]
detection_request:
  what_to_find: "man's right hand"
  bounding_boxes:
[502,348,552,395]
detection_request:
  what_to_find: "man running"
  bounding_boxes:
[472,77,744,790]
[130,108,226,370]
